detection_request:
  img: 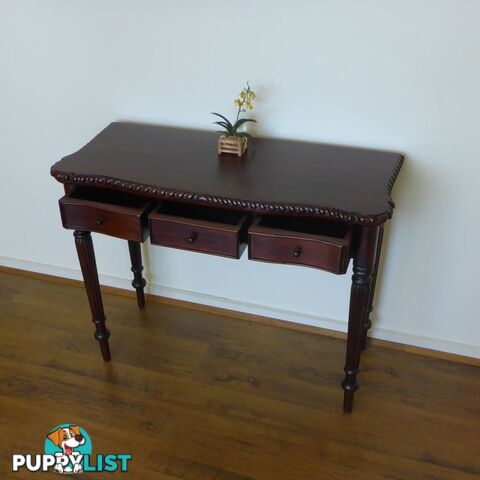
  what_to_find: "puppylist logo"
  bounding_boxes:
[12,424,132,474]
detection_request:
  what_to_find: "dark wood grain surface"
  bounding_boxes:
[248,216,352,274]
[149,203,249,259]
[59,190,152,242]
[51,122,404,225]
[1,269,478,480]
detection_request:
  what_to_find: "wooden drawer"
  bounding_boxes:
[248,216,352,274]
[149,202,250,259]
[59,187,153,242]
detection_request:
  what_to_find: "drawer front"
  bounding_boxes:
[248,219,352,274]
[149,217,242,258]
[60,200,149,242]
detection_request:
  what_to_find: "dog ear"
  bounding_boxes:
[70,425,81,436]
[47,428,62,446]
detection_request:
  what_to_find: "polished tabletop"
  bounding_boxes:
[51,122,403,225]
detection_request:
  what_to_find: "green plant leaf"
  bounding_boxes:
[233,118,257,130]
[211,112,233,129]
[213,120,234,135]
[213,121,231,130]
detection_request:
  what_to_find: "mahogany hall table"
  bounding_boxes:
[51,122,403,412]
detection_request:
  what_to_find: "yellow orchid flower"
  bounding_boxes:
[212,82,256,140]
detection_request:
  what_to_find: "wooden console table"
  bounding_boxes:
[51,122,403,412]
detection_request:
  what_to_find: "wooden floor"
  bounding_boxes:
[0,270,479,479]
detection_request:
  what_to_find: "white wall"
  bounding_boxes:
[1,0,479,358]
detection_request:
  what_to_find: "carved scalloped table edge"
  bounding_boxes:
[51,155,404,227]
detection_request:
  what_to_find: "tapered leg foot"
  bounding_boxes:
[94,328,111,361]
[342,226,379,412]
[342,382,357,413]
[361,225,384,350]
[128,240,146,309]
[74,230,111,361]
[361,317,372,351]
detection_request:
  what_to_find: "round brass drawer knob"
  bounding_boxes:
[187,233,197,244]
[95,218,105,226]
[293,247,301,257]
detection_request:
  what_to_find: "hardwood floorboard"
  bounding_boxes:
[0,270,478,479]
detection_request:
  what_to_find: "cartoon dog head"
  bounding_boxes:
[47,426,86,456]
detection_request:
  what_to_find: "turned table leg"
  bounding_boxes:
[342,226,379,412]
[361,224,384,350]
[128,241,146,309]
[74,230,111,361]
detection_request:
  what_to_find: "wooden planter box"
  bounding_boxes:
[218,135,247,157]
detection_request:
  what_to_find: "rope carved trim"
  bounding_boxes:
[51,155,403,226]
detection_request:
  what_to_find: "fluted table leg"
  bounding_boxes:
[128,240,146,309]
[74,230,111,361]
[342,226,379,412]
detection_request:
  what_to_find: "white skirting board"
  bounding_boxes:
[1,255,478,360]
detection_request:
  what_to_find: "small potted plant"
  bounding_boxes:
[212,82,256,157]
